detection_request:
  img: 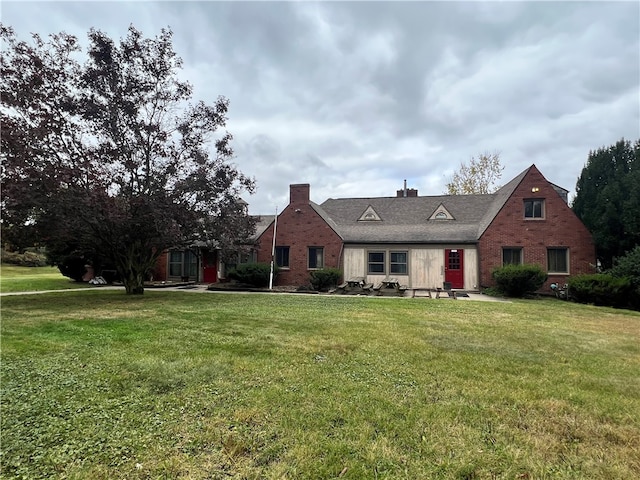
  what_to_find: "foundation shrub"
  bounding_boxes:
[227,263,275,288]
[309,268,342,291]
[569,274,634,309]
[491,264,547,298]
[609,246,640,310]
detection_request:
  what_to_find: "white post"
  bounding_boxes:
[269,206,278,290]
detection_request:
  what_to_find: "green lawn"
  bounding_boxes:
[0,264,91,293]
[1,290,639,479]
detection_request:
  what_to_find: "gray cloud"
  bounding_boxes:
[3,1,639,212]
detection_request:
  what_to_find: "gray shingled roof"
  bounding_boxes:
[315,166,531,244]
[476,167,528,238]
[251,166,540,244]
[252,215,276,240]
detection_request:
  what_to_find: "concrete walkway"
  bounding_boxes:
[0,286,123,296]
[1,284,509,302]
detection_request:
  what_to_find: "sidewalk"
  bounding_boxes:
[1,284,509,302]
[0,286,123,296]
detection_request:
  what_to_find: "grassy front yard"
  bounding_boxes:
[1,290,639,479]
[0,264,90,293]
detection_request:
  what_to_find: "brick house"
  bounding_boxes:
[153,247,220,283]
[255,184,343,286]
[477,165,595,290]
[254,165,595,291]
[151,199,272,284]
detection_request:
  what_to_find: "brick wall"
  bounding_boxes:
[153,250,168,281]
[257,184,343,286]
[478,166,596,290]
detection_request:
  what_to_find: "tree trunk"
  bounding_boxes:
[117,255,148,295]
[114,240,162,295]
[122,271,145,295]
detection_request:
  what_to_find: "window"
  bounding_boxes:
[390,251,408,274]
[169,250,197,278]
[308,247,324,269]
[524,199,544,219]
[239,251,257,264]
[275,246,290,268]
[502,247,523,266]
[368,251,385,274]
[224,250,257,273]
[548,248,569,273]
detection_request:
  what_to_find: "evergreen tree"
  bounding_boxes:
[573,138,640,269]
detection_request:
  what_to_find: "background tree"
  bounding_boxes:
[572,138,640,269]
[445,152,504,195]
[1,25,256,294]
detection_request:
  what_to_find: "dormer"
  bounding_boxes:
[429,203,455,220]
[358,205,382,222]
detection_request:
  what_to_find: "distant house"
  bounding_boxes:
[153,246,220,283]
[254,165,595,292]
[152,200,268,284]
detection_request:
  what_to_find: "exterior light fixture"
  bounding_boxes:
[531,187,540,193]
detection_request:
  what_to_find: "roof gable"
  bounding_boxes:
[428,203,455,221]
[358,205,382,221]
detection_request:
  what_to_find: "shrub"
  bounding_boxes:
[0,249,48,267]
[491,264,547,298]
[568,274,634,308]
[227,263,275,288]
[610,246,640,287]
[309,268,342,291]
[607,247,640,310]
[57,256,88,282]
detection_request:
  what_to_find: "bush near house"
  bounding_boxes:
[309,268,342,292]
[227,263,276,288]
[610,246,640,282]
[568,274,632,308]
[610,246,640,310]
[491,264,547,298]
[569,247,640,310]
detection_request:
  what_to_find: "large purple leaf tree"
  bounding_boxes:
[1,25,255,294]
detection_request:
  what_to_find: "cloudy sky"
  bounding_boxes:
[3,1,639,213]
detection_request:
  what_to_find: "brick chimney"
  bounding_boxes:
[290,184,310,206]
[396,179,418,197]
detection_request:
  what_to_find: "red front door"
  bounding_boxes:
[202,250,217,283]
[445,249,464,289]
